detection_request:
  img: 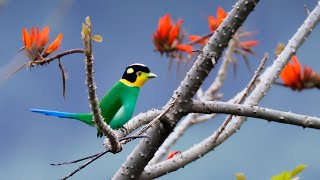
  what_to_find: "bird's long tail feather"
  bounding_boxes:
[30,109,94,126]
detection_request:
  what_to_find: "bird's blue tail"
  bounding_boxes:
[30,109,94,126]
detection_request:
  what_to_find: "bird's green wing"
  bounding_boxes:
[97,81,139,137]
[109,103,135,129]
[99,84,123,126]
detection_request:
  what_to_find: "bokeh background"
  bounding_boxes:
[0,0,319,179]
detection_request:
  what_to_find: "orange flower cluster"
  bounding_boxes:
[153,7,259,74]
[153,14,193,55]
[22,26,63,61]
[280,56,320,91]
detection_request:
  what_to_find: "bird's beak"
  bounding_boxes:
[147,72,157,78]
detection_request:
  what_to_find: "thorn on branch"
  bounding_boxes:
[304,4,310,15]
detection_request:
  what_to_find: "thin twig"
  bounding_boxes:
[212,53,268,143]
[51,135,149,168]
[56,134,150,179]
[7,49,84,79]
[50,151,106,166]
[237,53,268,103]
[60,150,110,180]
[33,49,84,65]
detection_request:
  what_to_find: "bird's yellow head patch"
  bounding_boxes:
[120,63,157,88]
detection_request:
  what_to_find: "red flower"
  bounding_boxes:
[166,151,181,160]
[153,14,193,55]
[208,7,227,32]
[43,34,63,57]
[22,26,63,61]
[280,56,316,91]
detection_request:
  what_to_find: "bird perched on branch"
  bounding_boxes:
[30,63,157,137]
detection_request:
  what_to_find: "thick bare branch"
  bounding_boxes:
[191,100,320,129]
[113,0,260,179]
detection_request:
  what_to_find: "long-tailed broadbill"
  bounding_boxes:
[30,63,157,137]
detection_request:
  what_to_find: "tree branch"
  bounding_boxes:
[114,109,162,138]
[82,19,121,153]
[191,100,320,129]
[112,0,260,179]
[139,2,320,179]
[33,49,84,65]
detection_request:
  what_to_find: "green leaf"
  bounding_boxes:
[275,42,285,56]
[234,173,246,180]
[82,23,90,36]
[92,35,103,42]
[270,164,307,180]
[291,164,306,177]
[85,16,91,27]
[270,171,291,180]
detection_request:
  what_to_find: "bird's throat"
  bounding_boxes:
[120,78,146,88]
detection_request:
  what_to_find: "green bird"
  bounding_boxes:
[30,63,157,137]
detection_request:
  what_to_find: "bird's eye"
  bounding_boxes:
[137,71,142,76]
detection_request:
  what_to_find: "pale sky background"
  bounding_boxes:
[0,0,320,179]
